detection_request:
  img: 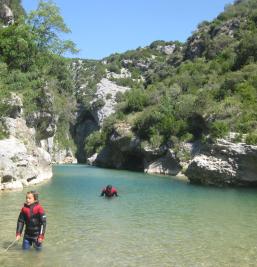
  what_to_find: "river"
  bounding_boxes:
[1,164,257,267]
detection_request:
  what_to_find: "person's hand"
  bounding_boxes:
[37,237,43,243]
[16,234,21,241]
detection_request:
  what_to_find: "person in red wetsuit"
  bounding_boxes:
[16,190,46,250]
[100,185,118,197]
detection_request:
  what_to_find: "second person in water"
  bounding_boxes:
[100,185,118,197]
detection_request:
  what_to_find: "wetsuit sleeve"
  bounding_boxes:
[16,209,25,236]
[38,206,46,239]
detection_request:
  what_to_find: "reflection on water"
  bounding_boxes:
[1,164,257,266]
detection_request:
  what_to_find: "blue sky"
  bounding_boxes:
[22,0,234,60]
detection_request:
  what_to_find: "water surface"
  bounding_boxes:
[1,164,257,266]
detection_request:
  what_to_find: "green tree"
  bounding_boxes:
[0,23,36,71]
[27,0,78,55]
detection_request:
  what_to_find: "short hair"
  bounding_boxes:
[27,190,39,201]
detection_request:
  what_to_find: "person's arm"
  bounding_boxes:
[38,206,46,242]
[16,209,25,240]
[100,189,105,197]
[113,189,118,197]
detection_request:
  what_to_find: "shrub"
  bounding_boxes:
[210,121,229,139]
[0,121,8,140]
[115,91,125,102]
[133,110,162,139]
[84,131,104,156]
[115,78,135,87]
[123,88,150,113]
[245,133,257,145]
[91,98,105,110]
[108,63,120,74]
[106,93,112,100]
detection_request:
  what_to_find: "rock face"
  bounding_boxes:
[144,149,182,175]
[0,2,14,26]
[0,118,52,191]
[0,94,53,191]
[72,105,99,163]
[87,122,183,175]
[40,137,77,164]
[90,78,130,125]
[185,140,257,186]
[156,44,176,55]
[88,122,144,170]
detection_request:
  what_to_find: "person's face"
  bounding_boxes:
[26,193,35,205]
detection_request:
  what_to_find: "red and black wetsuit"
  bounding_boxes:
[101,187,118,197]
[16,202,46,241]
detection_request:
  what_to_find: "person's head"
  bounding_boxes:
[106,185,112,192]
[26,190,39,205]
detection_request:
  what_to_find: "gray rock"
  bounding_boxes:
[4,93,23,118]
[144,149,182,175]
[156,44,176,55]
[26,111,57,140]
[185,139,257,186]
[0,3,14,26]
[0,115,52,191]
[90,78,130,125]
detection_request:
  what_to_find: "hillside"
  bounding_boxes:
[0,0,257,189]
[73,0,257,186]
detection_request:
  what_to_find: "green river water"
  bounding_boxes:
[1,164,257,267]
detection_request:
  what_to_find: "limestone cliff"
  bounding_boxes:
[185,140,257,187]
[0,114,52,190]
[0,93,76,191]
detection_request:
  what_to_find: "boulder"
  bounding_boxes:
[144,149,182,175]
[0,116,52,191]
[0,137,52,191]
[185,139,257,186]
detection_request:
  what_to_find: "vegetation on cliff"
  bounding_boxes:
[1,0,257,160]
[0,0,77,150]
[84,0,257,157]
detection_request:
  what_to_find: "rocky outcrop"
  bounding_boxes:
[0,93,53,191]
[88,122,144,170]
[90,78,130,125]
[72,104,99,163]
[40,137,77,164]
[144,149,182,175]
[26,111,57,140]
[0,117,52,191]
[184,18,241,60]
[4,92,23,118]
[87,122,183,175]
[87,123,257,188]
[25,88,57,141]
[106,68,131,79]
[185,139,257,186]
[0,2,14,26]
[156,44,176,55]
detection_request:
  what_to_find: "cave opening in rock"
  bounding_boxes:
[122,153,144,171]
